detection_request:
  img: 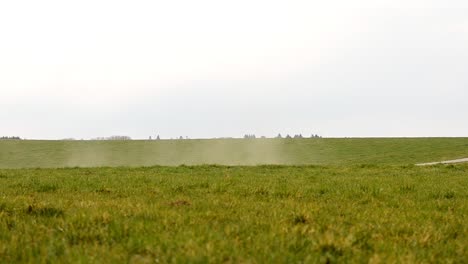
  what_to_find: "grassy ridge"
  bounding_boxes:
[0,165,467,263]
[1,138,468,168]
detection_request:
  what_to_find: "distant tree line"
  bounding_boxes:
[148,135,192,140]
[242,133,322,139]
[0,136,22,140]
[92,136,132,140]
[149,135,195,140]
[86,133,322,141]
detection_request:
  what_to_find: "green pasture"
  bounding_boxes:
[1,138,468,168]
[0,165,467,263]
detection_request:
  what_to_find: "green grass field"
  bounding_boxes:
[1,138,467,263]
[0,165,467,263]
[1,138,468,168]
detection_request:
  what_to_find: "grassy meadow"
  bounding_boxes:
[1,138,467,263]
[0,165,467,263]
[1,138,468,168]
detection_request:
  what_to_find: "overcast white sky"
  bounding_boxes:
[1,0,467,139]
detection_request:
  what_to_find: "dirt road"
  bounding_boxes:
[416,158,468,166]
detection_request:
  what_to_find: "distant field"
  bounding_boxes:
[1,138,468,168]
[0,165,466,262]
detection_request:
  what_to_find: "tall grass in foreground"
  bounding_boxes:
[0,165,467,263]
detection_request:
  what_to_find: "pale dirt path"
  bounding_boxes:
[416,158,468,166]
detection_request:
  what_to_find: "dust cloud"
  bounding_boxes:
[63,139,289,167]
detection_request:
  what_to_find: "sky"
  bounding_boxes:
[1,0,467,139]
